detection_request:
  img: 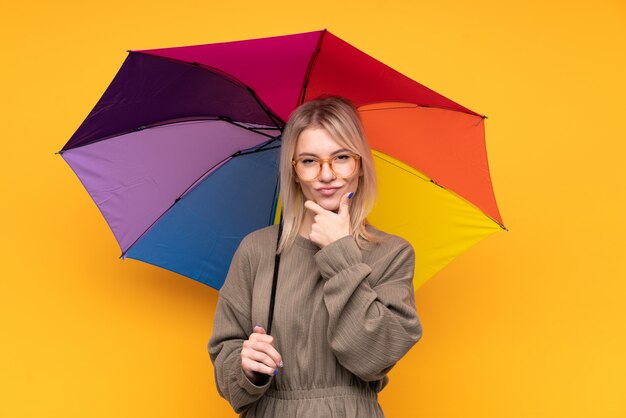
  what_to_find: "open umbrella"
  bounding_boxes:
[58,29,506,290]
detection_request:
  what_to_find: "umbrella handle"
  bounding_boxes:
[266,219,283,335]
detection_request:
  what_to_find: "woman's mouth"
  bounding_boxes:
[317,187,340,196]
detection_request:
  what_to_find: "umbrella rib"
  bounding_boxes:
[374,153,508,231]
[56,117,281,154]
[178,140,279,201]
[242,143,281,155]
[119,154,234,259]
[219,117,282,139]
[120,198,178,260]
[245,86,285,130]
[373,152,432,183]
[132,51,254,92]
[358,102,488,119]
[298,29,327,106]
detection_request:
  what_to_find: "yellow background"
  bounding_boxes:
[2,0,625,417]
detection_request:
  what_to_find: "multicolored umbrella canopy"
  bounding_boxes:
[59,29,505,290]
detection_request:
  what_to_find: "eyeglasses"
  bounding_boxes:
[292,153,361,181]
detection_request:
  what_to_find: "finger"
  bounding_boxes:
[304,200,326,215]
[249,333,274,345]
[253,325,266,335]
[242,346,279,369]
[248,341,283,368]
[242,357,276,377]
[338,192,354,218]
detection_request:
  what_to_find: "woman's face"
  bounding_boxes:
[293,127,360,212]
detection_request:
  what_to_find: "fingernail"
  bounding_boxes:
[273,369,278,376]
[348,192,354,199]
[254,324,263,329]
[279,361,284,368]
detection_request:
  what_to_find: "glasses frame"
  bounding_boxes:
[292,152,361,181]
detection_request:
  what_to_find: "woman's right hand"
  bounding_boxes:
[241,325,283,384]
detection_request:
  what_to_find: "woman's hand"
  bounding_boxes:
[241,325,283,384]
[304,192,353,248]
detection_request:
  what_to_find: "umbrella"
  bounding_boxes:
[58,29,506,290]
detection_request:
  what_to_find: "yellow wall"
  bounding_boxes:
[2,1,625,417]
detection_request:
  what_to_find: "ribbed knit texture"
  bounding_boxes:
[209,224,422,417]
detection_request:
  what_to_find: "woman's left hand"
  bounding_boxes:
[304,192,353,248]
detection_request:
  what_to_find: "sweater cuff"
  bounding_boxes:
[237,366,273,395]
[314,235,363,279]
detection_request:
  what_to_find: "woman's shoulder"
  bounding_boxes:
[360,224,415,284]
[363,223,413,253]
[238,224,280,253]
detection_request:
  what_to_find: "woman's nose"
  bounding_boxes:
[318,161,336,181]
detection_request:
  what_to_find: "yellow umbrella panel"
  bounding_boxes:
[370,150,502,289]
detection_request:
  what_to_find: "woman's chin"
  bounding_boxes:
[316,198,341,212]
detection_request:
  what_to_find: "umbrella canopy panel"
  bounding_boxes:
[135,30,322,123]
[305,31,478,116]
[370,149,501,289]
[63,52,280,150]
[126,146,280,289]
[61,120,277,254]
[359,102,502,226]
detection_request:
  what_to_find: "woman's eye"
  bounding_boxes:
[335,154,350,161]
[301,159,317,165]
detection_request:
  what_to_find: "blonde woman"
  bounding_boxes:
[209,96,422,417]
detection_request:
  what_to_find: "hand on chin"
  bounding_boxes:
[304,192,353,248]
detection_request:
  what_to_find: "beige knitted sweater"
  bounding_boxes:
[208,224,422,417]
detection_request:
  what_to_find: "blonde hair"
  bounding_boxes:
[277,96,380,254]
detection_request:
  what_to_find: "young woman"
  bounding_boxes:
[209,96,422,417]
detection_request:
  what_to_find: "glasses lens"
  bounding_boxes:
[294,154,357,180]
[331,154,357,178]
[295,159,320,180]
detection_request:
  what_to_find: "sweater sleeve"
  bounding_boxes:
[314,235,422,382]
[208,237,274,414]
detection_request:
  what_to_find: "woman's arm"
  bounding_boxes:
[315,235,423,382]
[208,238,274,414]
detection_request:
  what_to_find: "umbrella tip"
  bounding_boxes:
[429,179,445,189]
[482,115,489,119]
